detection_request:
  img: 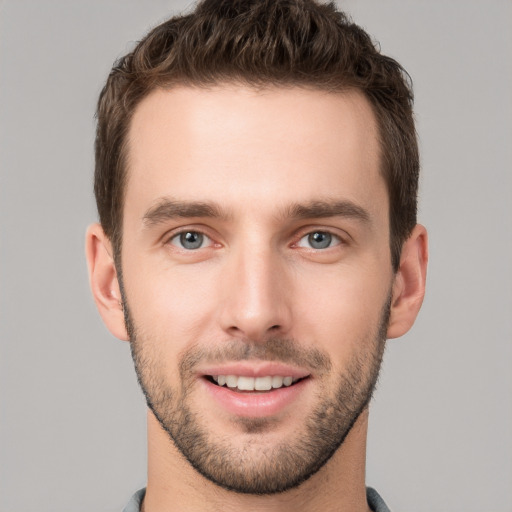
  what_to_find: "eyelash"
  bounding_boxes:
[167,229,216,250]
[294,230,343,250]
[165,227,346,252]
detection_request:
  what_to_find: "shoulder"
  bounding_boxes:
[122,487,146,512]
[367,487,392,512]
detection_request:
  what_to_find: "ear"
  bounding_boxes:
[85,223,129,341]
[387,224,428,339]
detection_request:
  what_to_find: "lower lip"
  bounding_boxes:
[201,378,310,418]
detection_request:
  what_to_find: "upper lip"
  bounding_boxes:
[197,362,311,379]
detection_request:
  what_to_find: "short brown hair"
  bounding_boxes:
[95,0,418,270]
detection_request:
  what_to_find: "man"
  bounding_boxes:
[86,0,428,510]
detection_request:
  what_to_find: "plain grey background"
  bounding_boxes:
[1,1,511,511]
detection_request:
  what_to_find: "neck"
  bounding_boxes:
[142,409,372,512]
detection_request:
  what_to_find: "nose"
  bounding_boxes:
[218,242,292,342]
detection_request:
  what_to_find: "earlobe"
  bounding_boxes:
[85,223,129,341]
[387,224,428,339]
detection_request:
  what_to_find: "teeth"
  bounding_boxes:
[255,376,272,391]
[237,376,255,390]
[226,375,238,388]
[272,376,284,388]
[212,374,298,391]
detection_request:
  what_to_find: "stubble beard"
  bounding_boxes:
[123,291,389,495]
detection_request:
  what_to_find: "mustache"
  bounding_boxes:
[179,338,333,378]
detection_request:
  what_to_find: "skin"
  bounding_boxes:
[86,85,428,512]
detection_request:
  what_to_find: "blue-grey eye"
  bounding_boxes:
[297,231,340,249]
[170,231,208,250]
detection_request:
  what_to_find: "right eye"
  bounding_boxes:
[168,231,212,250]
[296,230,342,250]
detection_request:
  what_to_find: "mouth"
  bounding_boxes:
[198,363,312,417]
[205,374,307,393]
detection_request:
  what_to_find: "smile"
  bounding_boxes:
[209,375,301,391]
[200,367,311,417]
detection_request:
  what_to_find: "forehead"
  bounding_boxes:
[124,85,386,224]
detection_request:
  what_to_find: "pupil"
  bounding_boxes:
[181,231,203,249]
[309,232,331,249]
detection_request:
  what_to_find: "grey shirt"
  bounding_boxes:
[123,486,391,512]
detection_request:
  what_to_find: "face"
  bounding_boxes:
[120,86,394,494]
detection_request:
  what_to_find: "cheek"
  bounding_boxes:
[123,260,219,344]
[293,265,389,360]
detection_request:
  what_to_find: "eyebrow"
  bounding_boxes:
[142,197,371,227]
[283,200,371,224]
[143,198,231,227]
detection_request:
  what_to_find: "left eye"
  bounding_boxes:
[297,231,341,250]
[169,231,212,250]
